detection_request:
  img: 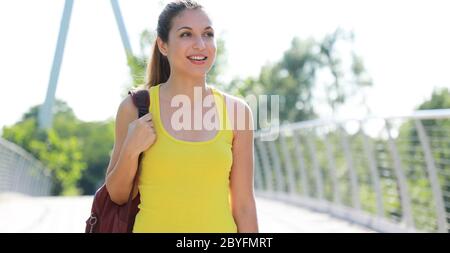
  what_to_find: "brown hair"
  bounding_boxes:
[145,0,203,89]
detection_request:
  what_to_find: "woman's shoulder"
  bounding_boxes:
[117,84,151,119]
[210,85,249,109]
[210,85,254,133]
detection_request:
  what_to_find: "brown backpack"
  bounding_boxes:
[85,88,149,233]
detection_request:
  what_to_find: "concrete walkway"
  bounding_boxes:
[0,193,374,233]
[255,197,374,233]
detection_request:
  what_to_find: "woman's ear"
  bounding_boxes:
[156,37,168,57]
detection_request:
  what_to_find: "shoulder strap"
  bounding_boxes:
[124,88,150,210]
[128,88,150,118]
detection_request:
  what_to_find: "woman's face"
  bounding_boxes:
[157,9,216,78]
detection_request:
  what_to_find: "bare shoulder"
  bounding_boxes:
[117,95,138,121]
[214,88,254,137]
[212,87,251,112]
[117,86,151,121]
[223,92,248,108]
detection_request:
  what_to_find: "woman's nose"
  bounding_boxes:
[193,36,206,50]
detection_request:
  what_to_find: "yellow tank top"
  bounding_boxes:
[132,84,237,233]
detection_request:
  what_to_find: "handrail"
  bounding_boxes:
[253,109,450,233]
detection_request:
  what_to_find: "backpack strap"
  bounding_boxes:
[125,88,150,208]
[128,88,150,118]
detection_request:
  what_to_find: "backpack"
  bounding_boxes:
[85,88,149,233]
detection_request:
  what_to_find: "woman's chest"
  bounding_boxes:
[140,139,233,180]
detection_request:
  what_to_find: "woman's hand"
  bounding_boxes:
[124,112,157,156]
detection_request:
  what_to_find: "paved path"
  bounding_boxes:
[0,193,374,233]
[256,197,374,233]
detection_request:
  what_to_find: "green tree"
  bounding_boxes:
[318,28,373,113]
[75,120,114,194]
[2,100,86,195]
[1,100,116,195]
[418,88,450,110]
[228,28,372,126]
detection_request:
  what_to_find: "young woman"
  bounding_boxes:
[105,0,258,233]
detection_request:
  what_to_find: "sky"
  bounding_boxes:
[1,0,450,132]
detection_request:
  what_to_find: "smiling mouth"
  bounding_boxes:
[187,56,208,62]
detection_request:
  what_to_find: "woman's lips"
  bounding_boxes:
[187,57,207,65]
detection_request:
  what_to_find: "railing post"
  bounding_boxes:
[12,153,24,193]
[306,131,324,200]
[43,174,52,196]
[0,148,10,192]
[323,130,341,205]
[268,139,286,194]
[340,126,361,210]
[292,130,310,197]
[255,138,274,194]
[22,160,32,195]
[385,119,414,229]
[254,146,265,191]
[360,122,384,217]
[253,146,264,191]
[279,131,299,196]
[414,119,448,233]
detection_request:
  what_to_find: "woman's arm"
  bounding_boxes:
[228,98,259,233]
[105,96,155,205]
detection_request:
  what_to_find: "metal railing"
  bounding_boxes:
[254,109,450,233]
[0,138,52,196]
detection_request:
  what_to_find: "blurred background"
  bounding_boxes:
[1,0,450,233]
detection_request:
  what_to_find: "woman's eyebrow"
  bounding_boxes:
[177,26,213,31]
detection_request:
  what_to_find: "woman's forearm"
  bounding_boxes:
[105,141,139,205]
[234,203,259,233]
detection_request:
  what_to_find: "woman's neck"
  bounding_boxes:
[161,74,210,101]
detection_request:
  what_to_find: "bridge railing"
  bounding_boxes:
[0,138,52,196]
[254,109,450,233]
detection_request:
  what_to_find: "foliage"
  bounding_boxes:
[228,28,372,126]
[2,101,86,195]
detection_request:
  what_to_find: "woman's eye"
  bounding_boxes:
[180,32,214,38]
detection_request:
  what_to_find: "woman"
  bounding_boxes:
[105,0,258,233]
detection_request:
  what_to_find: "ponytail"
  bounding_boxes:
[145,42,170,88]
